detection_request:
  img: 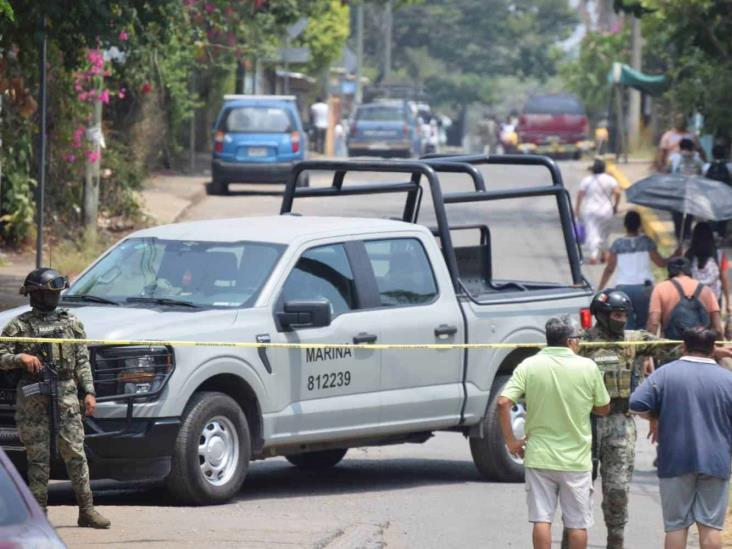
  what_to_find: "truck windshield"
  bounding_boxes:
[66,238,285,309]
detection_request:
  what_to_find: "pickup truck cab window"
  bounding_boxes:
[363,238,438,307]
[280,244,356,317]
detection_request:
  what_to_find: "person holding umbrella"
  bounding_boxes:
[575,159,621,264]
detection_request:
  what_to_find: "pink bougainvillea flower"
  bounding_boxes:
[204,3,215,13]
[119,31,128,42]
[72,126,85,148]
[99,89,110,104]
[118,87,126,99]
[64,153,76,164]
[86,150,101,164]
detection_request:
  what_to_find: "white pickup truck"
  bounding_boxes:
[0,155,593,504]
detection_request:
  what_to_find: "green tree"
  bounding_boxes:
[299,0,350,75]
[560,28,630,123]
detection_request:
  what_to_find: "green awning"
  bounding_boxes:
[608,62,669,96]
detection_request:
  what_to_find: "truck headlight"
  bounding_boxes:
[91,346,174,399]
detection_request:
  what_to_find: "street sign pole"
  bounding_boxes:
[35,17,47,268]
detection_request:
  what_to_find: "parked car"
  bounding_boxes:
[0,448,65,547]
[211,94,308,195]
[516,94,591,159]
[0,155,590,506]
[347,101,422,158]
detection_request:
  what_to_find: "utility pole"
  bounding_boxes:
[383,0,392,81]
[628,15,642,152]
[35,18,48,268]
[355,2,364,104]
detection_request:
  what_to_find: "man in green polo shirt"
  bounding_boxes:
[499,316,611,549]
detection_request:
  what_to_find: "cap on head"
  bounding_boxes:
[19,268,69,296]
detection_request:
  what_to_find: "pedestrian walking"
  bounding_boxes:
[668,138,704,241]
[310,97,328,154]
[704,143,732,239]
[575,159,621,264]
[0,268,110,528]
[598,210,677,329]
[685,221,730,313]
[630,327,732,549]
[499,316,610,549]
[656,113,704,171]
[647,256,723,338]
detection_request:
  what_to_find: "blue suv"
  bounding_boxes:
[211,95,307,195]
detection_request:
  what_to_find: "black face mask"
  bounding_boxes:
[597,313,627,338]
[30,290,61,312]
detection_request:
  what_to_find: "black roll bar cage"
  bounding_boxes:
[281,155,585,290]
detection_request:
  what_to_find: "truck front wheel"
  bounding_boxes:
[166,391,250,504]
[286,449,347,470]
[469,374,525,482]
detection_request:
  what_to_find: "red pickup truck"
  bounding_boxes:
[516,94,591,159]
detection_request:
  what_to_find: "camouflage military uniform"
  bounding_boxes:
[0,308,95,511]
[580,325,680,547]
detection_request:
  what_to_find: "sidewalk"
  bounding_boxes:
[0,173,208,311]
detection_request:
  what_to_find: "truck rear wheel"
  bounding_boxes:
[166,391,250,504]
[469,374,525,482]
[285,449,347,470]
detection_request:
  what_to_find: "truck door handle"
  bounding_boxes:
[434,324,458,338]
[353,332,378,344]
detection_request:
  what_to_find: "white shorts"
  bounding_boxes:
[526,467,594,529]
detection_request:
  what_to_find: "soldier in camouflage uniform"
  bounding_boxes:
[0,268,110,529]
[563,289,680,549]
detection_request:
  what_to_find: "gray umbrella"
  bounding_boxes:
[626,173,732,221]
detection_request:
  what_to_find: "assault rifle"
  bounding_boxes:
[21,341,60,459]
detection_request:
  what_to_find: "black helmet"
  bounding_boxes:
[19,268,69,296]
[590,290,632,336]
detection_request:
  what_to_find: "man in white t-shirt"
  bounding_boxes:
[310,97,328,153]
[575,159,621,264]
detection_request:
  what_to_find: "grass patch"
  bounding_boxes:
[47,229,113,278]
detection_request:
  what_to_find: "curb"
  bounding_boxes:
[606,162,677,249]
[172,184,207,223]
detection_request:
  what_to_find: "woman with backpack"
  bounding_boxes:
[685,221,730,316]
[575,159,621,264]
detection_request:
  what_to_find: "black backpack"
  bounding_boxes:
[706,160,732,187]
[664,279,710,339]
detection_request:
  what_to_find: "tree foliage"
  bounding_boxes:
[640,0,732,136]
[381,0,578,107]
[560,28,630,123]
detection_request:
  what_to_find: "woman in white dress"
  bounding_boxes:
[575,159,621,264]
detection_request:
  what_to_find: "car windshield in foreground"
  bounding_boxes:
[356,106,405,122]
[224,106,293,133]
[524,96,584,115]
[66,238,285,309]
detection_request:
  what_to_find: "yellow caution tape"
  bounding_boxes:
[0,335,722,350]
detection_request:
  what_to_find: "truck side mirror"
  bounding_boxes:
[277,300,331,330]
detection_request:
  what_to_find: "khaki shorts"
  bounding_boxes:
[525,467,594,529]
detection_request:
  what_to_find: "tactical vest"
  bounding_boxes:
[20,311,77,383]
[588,337,638,400]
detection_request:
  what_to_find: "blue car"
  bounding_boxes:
[211,95,308,195]
[347,101,422,158]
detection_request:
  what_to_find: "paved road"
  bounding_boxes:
[46,159,670,548]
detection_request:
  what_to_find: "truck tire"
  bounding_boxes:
[285,449,347,470]
[207,177,229,196]
[166,391,250,505]
[469,374,525,482]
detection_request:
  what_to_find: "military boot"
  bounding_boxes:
[77,494,110,529]
[607,528,624,549]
